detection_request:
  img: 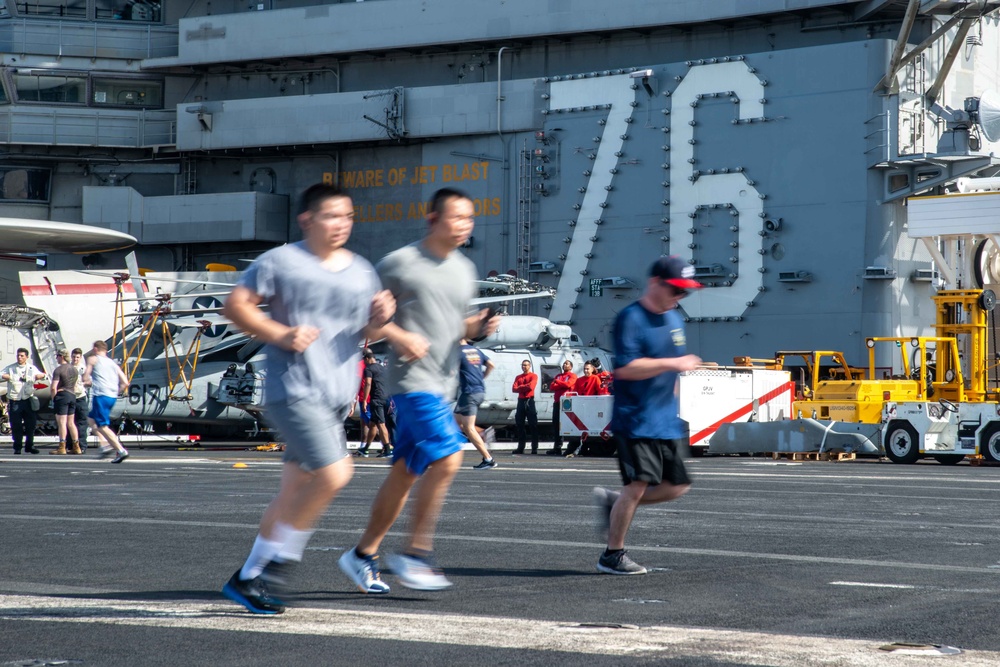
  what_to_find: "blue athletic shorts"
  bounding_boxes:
[89,395,117,427]
[391,392,464,475]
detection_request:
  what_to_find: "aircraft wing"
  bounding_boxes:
[0,218,136,253]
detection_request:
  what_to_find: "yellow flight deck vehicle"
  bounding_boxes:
[878,289,1000,464]
[710,289,1000,464]
[771,349,913,424]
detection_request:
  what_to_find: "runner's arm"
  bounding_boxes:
[614,354,701,381]
[224,285,319,353]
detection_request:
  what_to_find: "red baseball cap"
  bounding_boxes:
[650,255,703,290]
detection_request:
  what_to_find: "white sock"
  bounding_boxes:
[276,528,315,563]
[239,523,293,580]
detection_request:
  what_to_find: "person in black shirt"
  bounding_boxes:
[360,351,392,457]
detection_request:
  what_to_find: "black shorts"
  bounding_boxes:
[369,399,387,425]
[53,391,77,416]
[617,437,692,487]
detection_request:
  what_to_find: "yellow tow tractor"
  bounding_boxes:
[710,289,1000,464]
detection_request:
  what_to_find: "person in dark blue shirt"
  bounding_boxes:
[593,256,703,575]
[456,339,497,469]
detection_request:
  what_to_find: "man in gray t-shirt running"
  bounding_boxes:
[339,187,500,593]
[221,183,393,614]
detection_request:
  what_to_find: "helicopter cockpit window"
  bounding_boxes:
[540,364,560,393]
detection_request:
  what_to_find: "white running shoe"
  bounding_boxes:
[388,553,453,591]
[338,549,391,594]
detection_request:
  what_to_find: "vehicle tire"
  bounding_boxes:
[933,454,964,465]
[884,421,920,464]
[980,424,1000,463]
[689,446,706,458]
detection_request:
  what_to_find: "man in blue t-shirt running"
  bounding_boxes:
[593,256,703,575]
[456,339,497,469]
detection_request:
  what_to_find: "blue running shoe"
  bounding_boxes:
[222,569,286,614]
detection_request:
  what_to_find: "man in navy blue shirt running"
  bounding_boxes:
[593,256,703,575]
[456,339,497,469]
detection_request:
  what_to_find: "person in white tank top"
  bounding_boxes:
[81,340,130,463]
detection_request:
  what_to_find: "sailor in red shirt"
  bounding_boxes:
[573,361,606,396]
[511,359,539,454]
[546,360,577,456]
[354,352,372,456]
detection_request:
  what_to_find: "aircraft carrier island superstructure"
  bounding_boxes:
[3,0,1000,366]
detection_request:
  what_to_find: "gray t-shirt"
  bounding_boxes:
[240,241,380,407]
[377,242,477,398]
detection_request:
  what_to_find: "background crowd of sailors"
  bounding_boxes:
[3,341,131,462]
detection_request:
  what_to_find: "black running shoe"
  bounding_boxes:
[222,570,286,614]
[25,446,40,454]
[376,448,393,458]
[260,559,295,592]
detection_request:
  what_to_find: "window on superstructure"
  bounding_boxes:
[0,167,51,202]
[11,0,160,21]
[94,0,162,22]
[92,78,163,108]
[14,0,86,18]
[13,73,86,104]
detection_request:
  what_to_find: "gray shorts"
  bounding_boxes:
[455,391,485,417]
[265,398,350,472]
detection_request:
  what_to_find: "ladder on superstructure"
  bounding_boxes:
[180,157,197,195]
[515,141,535,314]
[900,54,928,156]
